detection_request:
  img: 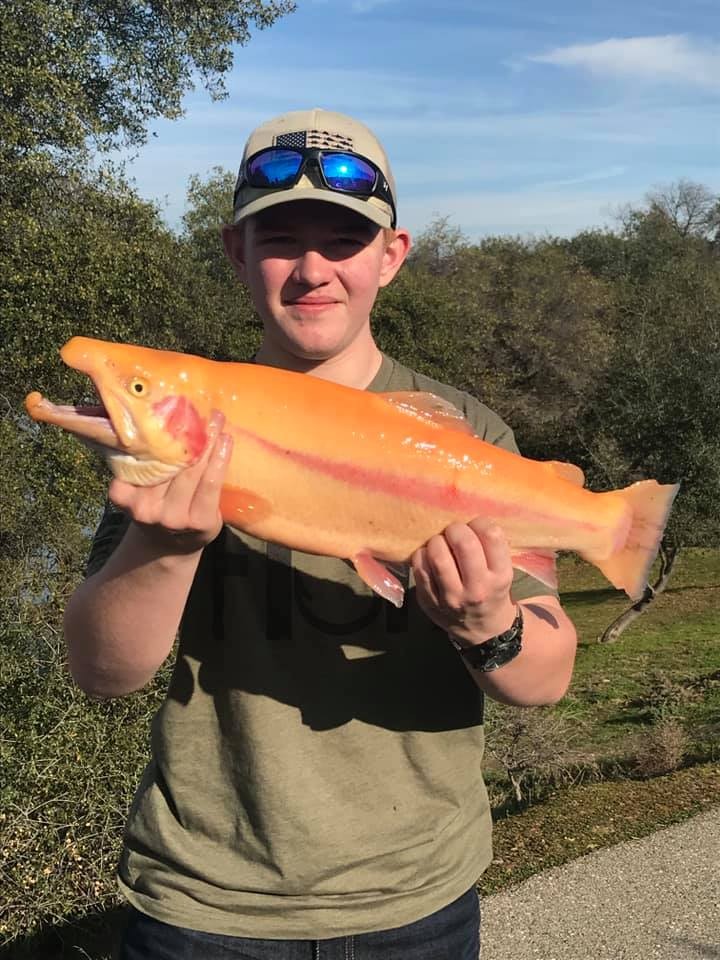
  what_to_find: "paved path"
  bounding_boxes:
[481,806,720,960]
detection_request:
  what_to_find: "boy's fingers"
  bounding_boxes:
[188,432,233,522]
[443,523,489,589]
[467,520,512,576]
[106,411,229,540]
[108,477,169,514]
[424,533,464,600]
[155,411,226,514]
[412,547,441,610]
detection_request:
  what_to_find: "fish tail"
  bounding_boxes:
[583,479,680,600]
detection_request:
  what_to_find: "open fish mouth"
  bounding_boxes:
[24,393,122,451]
[24,391,186,487]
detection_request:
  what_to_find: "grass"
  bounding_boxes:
[1,549,718,957]
[555,549,720,756]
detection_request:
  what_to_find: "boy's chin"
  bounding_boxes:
[281,329,352,362]
[262,316,370,364]
[258,336,341,365]
[289,342,343,362]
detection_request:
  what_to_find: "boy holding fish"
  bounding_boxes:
[64,109,581,958]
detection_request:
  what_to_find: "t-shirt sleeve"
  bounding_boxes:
[85,500,131,577]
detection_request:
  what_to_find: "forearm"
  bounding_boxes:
[465,597,577,706]
[64,523,202,698]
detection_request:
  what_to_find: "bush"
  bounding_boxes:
[0,633,169,943]
[484,703,599,806]
[632,719,689,778]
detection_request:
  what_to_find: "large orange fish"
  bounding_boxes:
[26,337,679,606]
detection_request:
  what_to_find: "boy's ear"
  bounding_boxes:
[222,224,247,281]
[379,228,412,288]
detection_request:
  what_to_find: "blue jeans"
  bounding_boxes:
[119,887,481,959]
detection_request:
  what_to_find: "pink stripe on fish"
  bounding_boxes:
[231,425,592,528]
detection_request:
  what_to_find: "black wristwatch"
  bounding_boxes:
[449,606,524,672]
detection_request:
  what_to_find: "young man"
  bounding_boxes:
[65,108,577,959]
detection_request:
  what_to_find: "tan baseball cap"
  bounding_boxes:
[232,108,397,229]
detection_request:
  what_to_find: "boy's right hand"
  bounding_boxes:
[107,411,233,556]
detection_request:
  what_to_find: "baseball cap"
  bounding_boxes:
[232,108,397,229]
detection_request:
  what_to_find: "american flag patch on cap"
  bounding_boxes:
[275,131,307,149]
[275,129,354,150]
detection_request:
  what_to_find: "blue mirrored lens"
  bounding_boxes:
[321,153,376,193]
[248,150,303,187]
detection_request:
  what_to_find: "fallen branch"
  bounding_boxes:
[599,540,678,643]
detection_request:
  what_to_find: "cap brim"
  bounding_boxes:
[233,188,394,229]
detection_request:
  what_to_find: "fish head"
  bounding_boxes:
[26,337,212,486]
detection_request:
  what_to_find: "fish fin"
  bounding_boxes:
[582,480,680,600]
[546,461,585,486]
[385,559,411,582]
[510,549,559,591]
[352,552,406,608]
[220,487,272,528]
[379,392,475,435]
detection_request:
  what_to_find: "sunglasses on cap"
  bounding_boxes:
[236,147,397,228]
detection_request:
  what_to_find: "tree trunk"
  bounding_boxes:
[509,772,524,804]
[598,541,679,643]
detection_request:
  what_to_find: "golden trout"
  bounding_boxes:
[26,337,679,606]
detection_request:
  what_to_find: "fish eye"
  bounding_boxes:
[129,378,149,396]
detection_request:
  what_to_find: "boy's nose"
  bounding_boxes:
[292,248,332,287]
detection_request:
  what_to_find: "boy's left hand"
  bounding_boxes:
[411,519,517,647]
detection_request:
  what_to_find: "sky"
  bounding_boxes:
[113,0,720,240]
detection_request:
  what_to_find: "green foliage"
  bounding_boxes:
[566,185,719,286]
[179,166,263,359]
[562,228,630,282]
[1,0,295,159]
[568,231,720,547]
[377,221,613,458]
[0,158,265,645]
[405,214,469,274]
[1,0,290,688]
[643,179,720,241]
[1,633,169,945]
[2,165,199,618]
[182,166,237,274]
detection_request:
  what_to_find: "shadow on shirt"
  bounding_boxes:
[168,528,484,734]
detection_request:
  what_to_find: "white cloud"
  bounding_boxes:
[529,35,720,89]
[536,165,627,189]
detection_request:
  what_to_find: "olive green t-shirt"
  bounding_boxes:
[86,354,552,937]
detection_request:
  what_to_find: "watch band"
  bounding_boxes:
[449,605,524,672]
